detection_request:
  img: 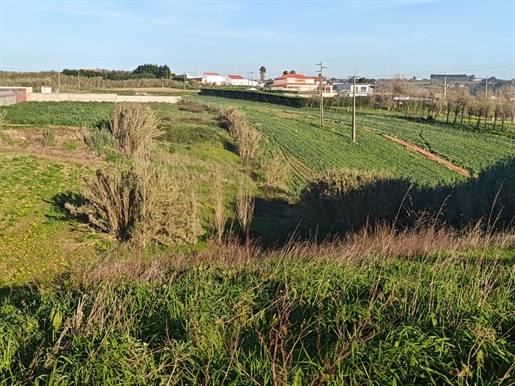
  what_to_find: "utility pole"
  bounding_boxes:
[251,71,253,86]
[77,69,80,90]
[184,71,186,91]
[316,62,327,127]
[350,69,358,143]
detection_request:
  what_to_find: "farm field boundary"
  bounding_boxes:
[361,126,474,178]
[28,93,182,103]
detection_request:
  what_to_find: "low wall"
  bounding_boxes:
[0,88,28,106]
[27,93,181,104]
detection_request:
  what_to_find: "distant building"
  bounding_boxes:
[224,74,259,87]
[267,73,334,95]
[201,72,225,85]
[333,83,375,96]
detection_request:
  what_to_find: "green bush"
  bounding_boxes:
[201,88,304,108]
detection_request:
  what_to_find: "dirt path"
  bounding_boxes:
[361,127,475,178]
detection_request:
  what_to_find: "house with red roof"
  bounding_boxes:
[201,72,225,85]
[224,74,259,87]
[268,74,334,95]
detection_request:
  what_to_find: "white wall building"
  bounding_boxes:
[333,83,375,97]
[224,74,259,87]
[201,72,226,85]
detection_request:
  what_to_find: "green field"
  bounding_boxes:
[193,96,515,188]
[1,99,515,384]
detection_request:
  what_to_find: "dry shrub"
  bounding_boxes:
[110,102,162,159]
[236,176,255,240]
[178,100,204,113]
[212,169,228,244]
[0,110,7,126]
[262,152,289,189]
[219,107,261,161]
[66,160,203,245]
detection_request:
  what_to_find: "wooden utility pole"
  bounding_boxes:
[351,69,358,143]
[77,69,80,90]
[316,62,327,127]
[352,74,356,142]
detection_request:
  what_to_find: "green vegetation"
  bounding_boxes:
[1,237,515,385]
[0,101,114,127]
[1,97,515,384]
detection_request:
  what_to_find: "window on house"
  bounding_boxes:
[360,86,367,92]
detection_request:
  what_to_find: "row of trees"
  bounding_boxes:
[62,64,172,81]
[371,78,515,131]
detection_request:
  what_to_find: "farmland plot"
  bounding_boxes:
[356,115,515,173]
[245,110,463,190]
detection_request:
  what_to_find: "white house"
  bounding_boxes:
[224,74,260,87]
[223,74,259,87]
[201,72,225,85]
[268,74,334,95]
[333,83,375,97]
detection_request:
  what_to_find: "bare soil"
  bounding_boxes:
[0,127,103,164]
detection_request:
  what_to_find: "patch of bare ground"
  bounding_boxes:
[361,126,475,178]
[0,127,104,164]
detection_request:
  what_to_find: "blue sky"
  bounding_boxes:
[1,0,514,80]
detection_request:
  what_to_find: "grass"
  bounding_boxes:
[0,102,114,128]
[1,228,515,385]
[0,154,103,286]
[1,98,515,384]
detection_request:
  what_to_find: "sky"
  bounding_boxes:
[1,0,515,80]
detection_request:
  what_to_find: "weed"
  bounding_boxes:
[38,129,56,147]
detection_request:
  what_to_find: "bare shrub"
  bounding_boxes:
[236,177,255,241]
[110,103,162,159]
[66,161,140,241]
[66,160,204,245]
[219,107,261,161]
[212,169,228,244]
[262,152,289,189]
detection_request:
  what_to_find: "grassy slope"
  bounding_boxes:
[0,101,245,285]
[194,96,515,185]
[1,99,515,384]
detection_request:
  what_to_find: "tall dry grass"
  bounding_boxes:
[236,176,255,241]
[219,107,261,162]
[110,103,162,160]
[67,103,204,245]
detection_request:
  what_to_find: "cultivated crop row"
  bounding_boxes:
[246,110,462,190]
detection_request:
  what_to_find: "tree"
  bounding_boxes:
[132,64,172,79]
[259,66,266,82]
[283,70,288,75]
[289,70,296,74]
